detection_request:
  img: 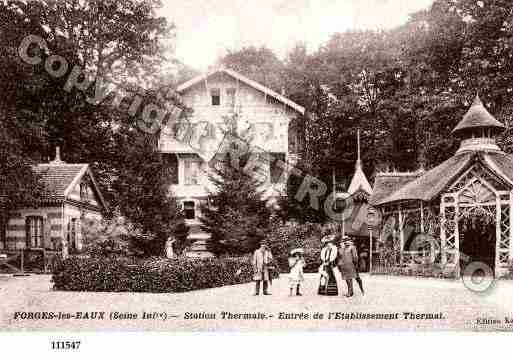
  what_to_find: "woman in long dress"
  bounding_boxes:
[318,235,339,296]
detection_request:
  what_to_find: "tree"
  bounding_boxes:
[217,46,286,92]
[0,0,186,250]
[110,127,188,256]
[199,152,272,255]
[5,0,173,86]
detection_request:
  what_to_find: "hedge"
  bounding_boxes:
[52,256,255,293]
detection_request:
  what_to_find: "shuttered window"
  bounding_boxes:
[211,88,221,106]
[26,216,44,248]
[184,158,201,185]
[183,201,195,220]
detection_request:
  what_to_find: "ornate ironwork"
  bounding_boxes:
[499,205,510,265]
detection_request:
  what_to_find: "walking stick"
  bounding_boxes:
[370,229,373,274]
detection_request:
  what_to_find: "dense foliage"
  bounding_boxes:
[265,220,337,273]
[0,0,188,250]
[52,256,254,292]
[215,0,513,222]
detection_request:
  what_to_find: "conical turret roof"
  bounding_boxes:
[347,130,372,195]
[452,95,505,136]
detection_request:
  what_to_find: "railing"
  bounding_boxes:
[371,250,442,277]
[0,248,61,274]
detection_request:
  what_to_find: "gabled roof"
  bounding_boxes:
[452,95,505,136]
[369,172,422,206]
[32,162,107,211]
[176,67,306,115]
[347,129,373,195]
[347,161,373,195]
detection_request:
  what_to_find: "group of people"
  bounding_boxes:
[317,234,364,297]
[251,234,365,297]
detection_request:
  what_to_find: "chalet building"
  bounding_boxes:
[371,96,513,278]
[159,68,305,257]
[1,148,107,259]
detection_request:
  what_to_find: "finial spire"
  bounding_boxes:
[357,128,361,162]
[355,128,362,170]
[347,128,373,195]
[50,146,64,165]
[472,94,483,107]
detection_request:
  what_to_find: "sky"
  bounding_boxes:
[160,0,435,71]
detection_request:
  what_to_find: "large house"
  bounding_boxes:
[1,148,107,267]
[159,68,305,256]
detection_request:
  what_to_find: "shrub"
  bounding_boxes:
[52,256,254,293]
[266,220,328,273]
[81,217,134,257]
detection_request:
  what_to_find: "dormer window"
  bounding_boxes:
[211,88,221,106]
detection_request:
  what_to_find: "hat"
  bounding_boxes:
[321,234,336,244]
[342,235,353,242]
[290,248,304,255]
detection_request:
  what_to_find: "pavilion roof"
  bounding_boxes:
[373,151,513,206]
[452,95,505,136]
[369,172,421,206]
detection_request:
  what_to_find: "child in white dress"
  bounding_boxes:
[288,248,305,296]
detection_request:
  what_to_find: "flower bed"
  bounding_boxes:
[52,256,254,292]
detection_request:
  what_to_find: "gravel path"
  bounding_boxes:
[1,273,512,331]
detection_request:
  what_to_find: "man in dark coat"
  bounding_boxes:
[338,236,364,297]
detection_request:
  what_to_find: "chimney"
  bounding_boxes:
[50,146,65,165]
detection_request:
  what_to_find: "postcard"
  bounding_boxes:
[1,0,513,345]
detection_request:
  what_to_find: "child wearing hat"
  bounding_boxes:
[288,248,305,296]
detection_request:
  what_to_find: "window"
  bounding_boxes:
[226,88,236,108]
[163,154,179,185]
[26,216,44,248]
[211,88,221,106]
[184,157,201,185]
[80,182,89,202]
[183,201,195,220]
[68,218,78,251]
[270,153,286,184]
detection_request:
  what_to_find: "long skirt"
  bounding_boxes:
[318,265,338,296]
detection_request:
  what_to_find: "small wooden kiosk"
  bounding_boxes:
[371,96,513,278]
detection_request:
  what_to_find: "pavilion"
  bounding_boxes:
[370,96,513,278]
[334,130,378,272]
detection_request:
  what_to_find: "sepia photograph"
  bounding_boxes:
[1,0,513,346]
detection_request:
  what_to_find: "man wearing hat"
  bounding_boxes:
[252,241,273,295]
[338,235,364,297]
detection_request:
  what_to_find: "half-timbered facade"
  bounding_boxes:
[371,96,513,278]
[159,68,305,256]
